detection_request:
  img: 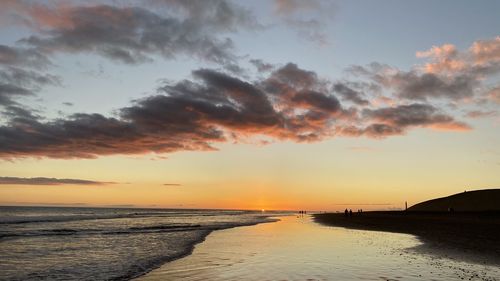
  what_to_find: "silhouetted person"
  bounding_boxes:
[344,208,348,217]
[349,209,353,217]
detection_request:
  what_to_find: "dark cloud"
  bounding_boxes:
[347,64,477,101]
[163,183,181,186]
[338,103,471,138]
[291,90,341,112]
[339,124,403,138]
[364,103,470,132]
[1,105,40,120]
[273,0,335,45]
[347,38,500,103]
[3,110,224,159]
[274,0,321,15]
[0,176,113,185]
[0,84,33,105]
[333,83,369,105]
[0,66,277,158]
[0,67,59,88]
[393,72,477,101]
[266,63,319,90]
[0,44,57,108]
[9,2,257,67]
[0,64,342,159]
[0,66,60,105]
[249,59,274,72]
[363,123,403,137]
[465,110,497,119]
[0,1,489,162]
[151,0,260,31]
[0,63,472,159]
[0,45,51,69]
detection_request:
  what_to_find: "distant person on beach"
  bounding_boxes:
[344,209,348,217]
[349,209,353,217]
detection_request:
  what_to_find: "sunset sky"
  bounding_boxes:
[0,0,499,211]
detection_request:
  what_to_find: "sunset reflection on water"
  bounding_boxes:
[139,216,499,281]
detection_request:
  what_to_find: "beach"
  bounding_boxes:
[2,207,499,280]
[137,215,500,281]
[314,211,500,266]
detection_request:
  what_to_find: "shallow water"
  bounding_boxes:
[138,215,499,281]
[0,206,277,281]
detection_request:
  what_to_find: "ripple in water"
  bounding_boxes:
[0,206,278,280]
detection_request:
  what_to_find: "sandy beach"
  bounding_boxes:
[314,211,500,266]
[136,215,500,281]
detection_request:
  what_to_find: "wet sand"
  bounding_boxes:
[136,215,500,281]
[314,211,500,266]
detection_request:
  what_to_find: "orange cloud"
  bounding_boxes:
[470,36,500,65]
[416,44,465,74]
[416,37,500,76]
[487,87,500,104]
[428,122,471,132]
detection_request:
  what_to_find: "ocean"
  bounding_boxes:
[0,206,279,280]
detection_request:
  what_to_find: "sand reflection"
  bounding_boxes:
[138,216,499,281]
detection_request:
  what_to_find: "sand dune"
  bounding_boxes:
[408,189,500,212]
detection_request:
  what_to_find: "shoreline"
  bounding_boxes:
[137,215,500,281]
[313,211,500,266]
[128,217,280,281]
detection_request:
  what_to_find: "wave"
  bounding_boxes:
[0,225,203,240]
[0,219,278,241]
[109,230,211,281]
[128,224,201,231]
[0,214,140,225]
[110,218,280,281]
[0,210,259,225]
[0,207,283,281]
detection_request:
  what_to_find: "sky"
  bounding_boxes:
[0,0,499,211]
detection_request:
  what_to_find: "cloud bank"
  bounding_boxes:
[0,176,113,185]
[0,62,475,159]
[1,0,258,67]
[0,2,498,160]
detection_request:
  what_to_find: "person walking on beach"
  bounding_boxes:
[344,209,348,217]
[349,209,353,217]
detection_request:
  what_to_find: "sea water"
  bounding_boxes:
[0,206,278,280]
